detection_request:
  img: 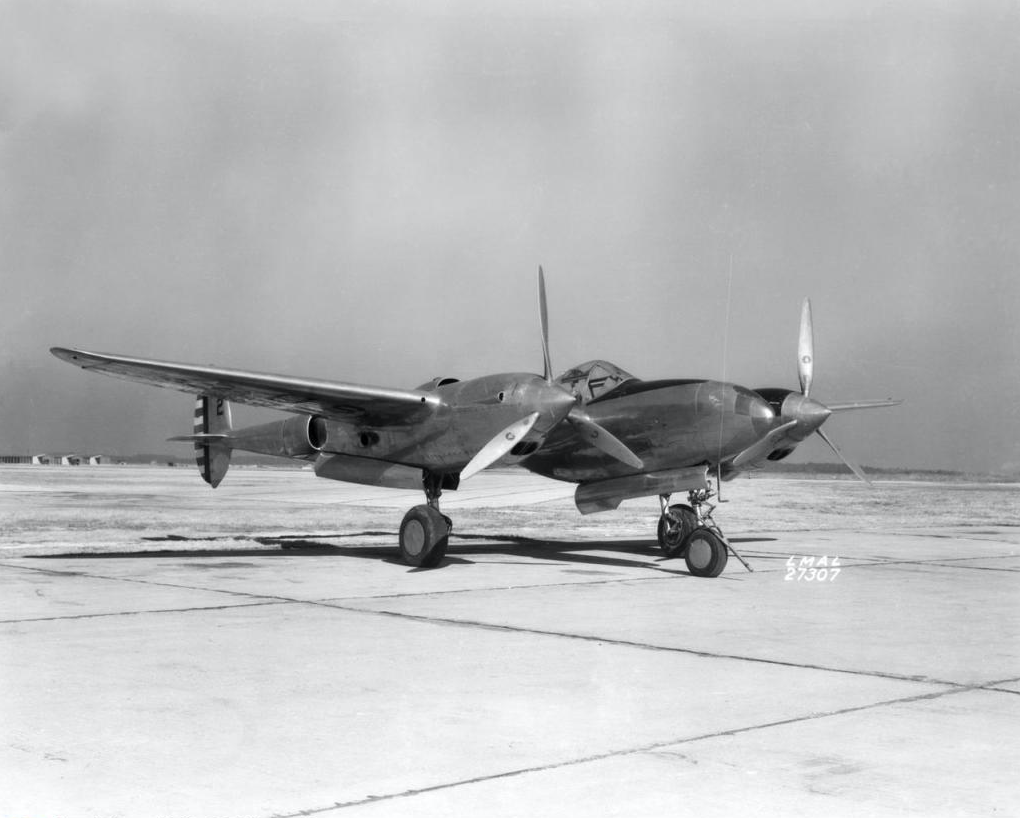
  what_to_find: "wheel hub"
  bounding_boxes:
[687,535,713,570]
[403,519,426,556]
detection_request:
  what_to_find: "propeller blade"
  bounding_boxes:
[538,266,553,383]
[566,408,644,470]
[827,398,903,412]
[798,297,814,398]
[461,412,541,481]
[816,427,872,486]
[730,420,798,469]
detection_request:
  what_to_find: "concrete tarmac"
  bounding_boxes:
[1,467,1018,817]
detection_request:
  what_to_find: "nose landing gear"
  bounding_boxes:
[656,486,753,577]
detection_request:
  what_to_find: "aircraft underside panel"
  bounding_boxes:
[313,453,423,490]
[574,465,709,514]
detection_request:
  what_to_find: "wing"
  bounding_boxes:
[51,348,443,425]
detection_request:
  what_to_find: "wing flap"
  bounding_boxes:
[51,348,442,425]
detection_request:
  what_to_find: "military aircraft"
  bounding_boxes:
[51,270,899,576]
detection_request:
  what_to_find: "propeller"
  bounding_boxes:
[798,297,814,397]
[816,427,871,486]
[750,298,901,483]
[536,268,644,469]
[565,408,644,470]
[461,412,542,480]
[539,265,552,383]
[460,269,643,480]
[730,420,798,470]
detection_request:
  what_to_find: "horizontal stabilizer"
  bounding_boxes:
[167,433,230,443]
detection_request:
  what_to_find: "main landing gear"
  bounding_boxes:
[398,471,453,568]
[656,486,753,578]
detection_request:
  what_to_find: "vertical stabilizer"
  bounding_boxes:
[193,395,232,488]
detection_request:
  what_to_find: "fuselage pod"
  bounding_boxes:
[520,378,775,482]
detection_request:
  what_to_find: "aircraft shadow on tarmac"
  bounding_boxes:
[38,532,777,577]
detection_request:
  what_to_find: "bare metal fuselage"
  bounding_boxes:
[520,379,773,483]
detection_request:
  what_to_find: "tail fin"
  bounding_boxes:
[192,395,232,488]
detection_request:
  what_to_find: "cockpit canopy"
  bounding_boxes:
[555,360,636,402]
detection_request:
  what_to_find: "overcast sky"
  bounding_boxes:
[3,0,1019,474]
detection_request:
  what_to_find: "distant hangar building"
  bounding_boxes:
[0,454,110,465]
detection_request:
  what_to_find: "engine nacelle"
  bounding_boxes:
[228,415,328,459]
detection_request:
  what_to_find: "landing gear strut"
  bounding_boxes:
[656,497,697,558]
[397,471,453,568]
[656,484,753,577]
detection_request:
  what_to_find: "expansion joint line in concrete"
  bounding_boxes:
[0,560,681,623]
[0,561,297,623]
[315,601,979,689]
[1,556,979,691]
[0,600,289,624]
[0,559,294,599]
[264,675,1020,818]
[831,554,1020,573]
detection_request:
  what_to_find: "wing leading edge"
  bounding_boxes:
[50,348,443,425]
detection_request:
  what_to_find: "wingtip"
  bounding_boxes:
[51,347,99,366]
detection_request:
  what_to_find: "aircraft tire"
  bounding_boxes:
[682,527,728,578]
[398,505,450,568]
[657,504,697,558]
